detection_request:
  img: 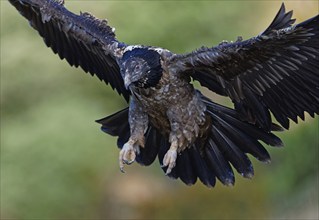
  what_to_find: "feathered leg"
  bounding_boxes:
[162,93,207,175]
[118,99,148,172]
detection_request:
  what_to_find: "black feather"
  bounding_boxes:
[122,48,163,88]
[9,0,130,101]
[135,127,161,166]
[190,145,216,187]
[172,4,319,131]
[205,139,235,186]
[176,149,197,185]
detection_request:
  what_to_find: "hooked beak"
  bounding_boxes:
[124,75,131,89]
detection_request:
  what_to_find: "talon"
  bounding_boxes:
[165,166,174,175]
[162,148,177,175]
[118,141,140,172]
[123,159,134,165]
[119,151,126,173]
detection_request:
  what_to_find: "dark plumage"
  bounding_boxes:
[121,48,163,89]
[9,0,319,187]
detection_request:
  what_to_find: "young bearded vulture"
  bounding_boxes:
[9,0,319,187]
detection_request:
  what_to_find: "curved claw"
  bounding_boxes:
[123,159,135,165]
[120,166,126,173]
[162,148,177,175]
[119,141,140,173]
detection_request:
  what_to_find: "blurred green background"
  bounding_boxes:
[1,0,318,219]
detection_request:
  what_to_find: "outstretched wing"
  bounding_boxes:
[169,3,319,130]
[9,0,130,101]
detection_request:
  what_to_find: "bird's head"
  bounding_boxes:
[120,48,163,89]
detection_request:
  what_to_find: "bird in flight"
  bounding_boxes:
[9,0,319,187]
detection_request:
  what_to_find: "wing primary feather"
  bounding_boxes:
[170,4,318,131]
[9,0,130,101]
[262,3,295,35]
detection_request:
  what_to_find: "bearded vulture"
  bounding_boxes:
[9,0,319,187]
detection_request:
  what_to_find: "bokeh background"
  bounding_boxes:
[1,0,318,219]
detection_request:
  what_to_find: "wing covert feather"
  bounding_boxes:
[170,3,319,130]
[9,0,130,101]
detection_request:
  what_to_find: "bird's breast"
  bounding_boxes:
[134,71,194,114]
[132,72,209,144]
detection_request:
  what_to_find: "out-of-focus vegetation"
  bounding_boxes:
[1,1,318,219]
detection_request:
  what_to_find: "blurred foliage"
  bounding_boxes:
[1,0,318,219]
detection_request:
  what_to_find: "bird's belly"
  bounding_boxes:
[136,86,172,134]
[135,85,209,148]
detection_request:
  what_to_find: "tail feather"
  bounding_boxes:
[205,139,235,186]
[212,126,254,178]
[216,116,272,162]
[96,108,129,136]
[117,130,130,149]
[208,106,283,147]
[96,95,283,187]
[175,150,197,185]
[159,142,214,186]
[96,108,161,166]
[136,126,161,166]
[190,146,216,187]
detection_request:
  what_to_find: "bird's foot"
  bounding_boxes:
[162,147,178,175]
[119,140,140,173]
